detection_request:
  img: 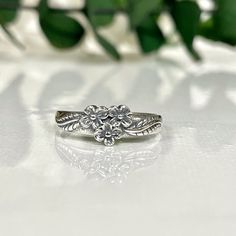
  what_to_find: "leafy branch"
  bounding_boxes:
[0,0,236,60]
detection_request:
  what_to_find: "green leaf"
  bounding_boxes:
[114,0,128,8]
[38,0,48,16]
[129,0,162,27]
[95,32,121,60]
[38,0,84,49]
[84,0,121,59]
[136,15,165,53]
[86,0,115,27]
[214,0,236,44]
[40,14,85,48]
[0,0,20,24]
[171,1,201,60]
[199,18,217,40]
[0,0,22,49]
[1,24,24,49]
[200,0,236,45]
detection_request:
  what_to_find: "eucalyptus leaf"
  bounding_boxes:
[200,0,236,45]
[86,0,115,27]
[1,24,24,49]
[171,1,201,60]
[39,0,84,49]
[2,0,236,61]
[129,0,162,27]
[114,0,128,8]
[0,0,19,24]
[214,0,236,44]
[199,18,217,41]
[0,0,22,49]
[85,0,121,59]
[136,15,165,53]
[95,32,121,60]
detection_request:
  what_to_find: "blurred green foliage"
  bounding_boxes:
[0,0,236,60]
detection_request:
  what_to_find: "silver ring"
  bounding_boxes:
[55,105,162,146]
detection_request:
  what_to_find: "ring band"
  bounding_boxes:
[55,105,162,146]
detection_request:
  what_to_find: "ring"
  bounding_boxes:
[55,105,162,146]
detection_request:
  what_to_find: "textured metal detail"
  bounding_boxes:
[125,114,162,136]
[55,111,82,132]
[55,105,162,146]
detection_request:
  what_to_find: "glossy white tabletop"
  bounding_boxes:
[0,40,236,236]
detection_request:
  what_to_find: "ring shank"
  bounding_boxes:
[55,111,162,138]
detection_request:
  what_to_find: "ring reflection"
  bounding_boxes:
[55,132,161,183]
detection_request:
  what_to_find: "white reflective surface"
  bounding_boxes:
[0,41,236,236]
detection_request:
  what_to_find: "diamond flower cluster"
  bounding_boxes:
[80,105,132,146]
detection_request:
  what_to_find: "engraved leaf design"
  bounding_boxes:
[136,119,148,128]
[55,111,81,132]
[125,118,161,136]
